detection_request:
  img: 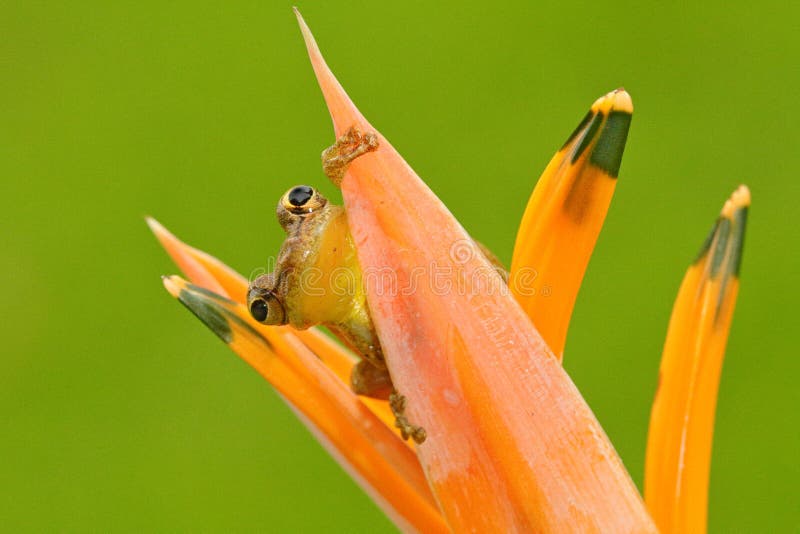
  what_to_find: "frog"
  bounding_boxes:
[247,182,432,442]
[247,129,507,444]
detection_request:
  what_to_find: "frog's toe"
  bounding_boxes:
[389,390,427,444]
[322,126,379,186]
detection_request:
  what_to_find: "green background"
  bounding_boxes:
[3,2,798,531]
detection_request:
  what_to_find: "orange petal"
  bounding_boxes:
[644,186,750,533]
[510,90,632,359]
[296,10,655,532]
[147,217,229,297]
[146,217,358,388]
[149,218,428,510]
[162,276,446,533]
[147,217,406,438]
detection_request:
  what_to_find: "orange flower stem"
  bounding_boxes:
[645,186,749,533]
[510,90,632,360]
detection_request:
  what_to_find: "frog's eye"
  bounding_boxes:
[288,185,314,206]
[249,299,269,322]
[281,185,326,214]
[247,294,286,325]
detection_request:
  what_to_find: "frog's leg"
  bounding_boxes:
[352,363,426,444]
[351,360,393,399]
[389,391,427,444]
[322,126,379,186]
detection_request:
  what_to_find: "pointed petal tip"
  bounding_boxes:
[293,8,367,137]
[694,185,750,276]
[161,274,182,297]
[145,215,179,247]
[582,89,633,178]
[147,217,184,257]
[145,215,164,234]
[150,219,230,298]
[592,87,634,114]
[293,7,313,47]
[721,185,751,218]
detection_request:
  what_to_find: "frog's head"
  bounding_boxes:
[248,185,344,327]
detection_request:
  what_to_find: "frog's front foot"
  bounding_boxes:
[389,391,427,444]
[322,126,379,186]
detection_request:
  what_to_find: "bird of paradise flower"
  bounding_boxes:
[148,10,748,534]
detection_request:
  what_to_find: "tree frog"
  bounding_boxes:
[247,184,394,397]
[247,130,507,443]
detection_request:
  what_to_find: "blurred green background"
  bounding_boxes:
[2,1,798,531]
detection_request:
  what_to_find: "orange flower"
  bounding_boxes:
[150,11,747,533]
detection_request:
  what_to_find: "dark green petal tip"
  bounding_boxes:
[562,110,595,150]
[177,288,234,343]
[692,186,750,281]
[729,205,748,278]
[571,111,604,164]
[694,219,720,264]
[709,217,732,278]
[174,282,270,346]
[589,111,632,178]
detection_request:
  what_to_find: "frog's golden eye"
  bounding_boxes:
[248,274,286,324]
[281,185,326,214]
[248,294,286,325]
